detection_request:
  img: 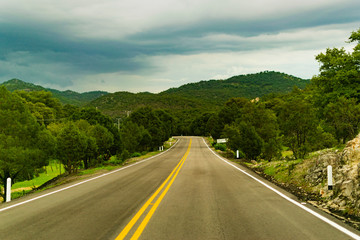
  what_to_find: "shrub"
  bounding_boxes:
[121,150,130,161]
[131,152,142,158]
[107,157,123,165]
[214,143,227,151]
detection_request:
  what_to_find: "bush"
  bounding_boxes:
[214,143,227,151]
[121,150,130,161]
[107,157,123,165]
[131,152,142,158]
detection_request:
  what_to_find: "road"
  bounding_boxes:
[0,137,360,240]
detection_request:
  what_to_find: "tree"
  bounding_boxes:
[71,107,121,155]
[155,109,176,139]
[238,122,264,160]
[89,124,114,161]
[120,121,143,153]
[312,29,360,107]
[218,97,249,125]
[129,107,167,148]
[324,97,360,143]
[16,90,63,126]
[223,121,263,160]
[190,113,213,136]
[207,114,223,140]
[74,120,98,169]
[278,96,318,159]
[0,87,55,201]
[56,122,88,174]
[240,102,281,160]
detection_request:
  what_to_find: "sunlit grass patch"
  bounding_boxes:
[12,160,64,190]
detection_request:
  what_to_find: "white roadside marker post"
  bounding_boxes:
[6,178,11,202]
[236,150,239,159]
[327,165,333,190]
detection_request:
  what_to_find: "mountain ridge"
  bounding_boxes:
[90,71,309,117]
[1,79,108,106]
[1,71,309,117]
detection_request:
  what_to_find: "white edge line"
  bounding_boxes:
[202,138,360,240]
[0,139,180,213]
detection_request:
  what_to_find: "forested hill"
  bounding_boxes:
[1,79,108,106]
[90,71,309,117]
[161,71,308,104]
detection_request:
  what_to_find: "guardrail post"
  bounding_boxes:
[6,177,11,202]
[327,165,333,190]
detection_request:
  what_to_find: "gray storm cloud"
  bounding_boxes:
[0,0,359,92]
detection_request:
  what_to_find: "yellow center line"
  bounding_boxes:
[115,139,192,240]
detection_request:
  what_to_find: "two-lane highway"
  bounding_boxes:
[1,137,360,239]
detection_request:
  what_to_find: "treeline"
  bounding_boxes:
[188,29,360,160]
[0,89,174,201]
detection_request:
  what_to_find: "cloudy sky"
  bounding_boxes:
[0,0,359,93]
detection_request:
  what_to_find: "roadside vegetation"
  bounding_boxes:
[0,87,177,201]
[203,29,360,163]
[1,29,359,203]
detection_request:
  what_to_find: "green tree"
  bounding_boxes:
[324,97,360,143]
[0,87,55,201]
[207,114,223,140]
[56,122,88,174]
[71,107,121,155]
[312,29,360,107]
[16,90,63,126]
[139,130,152,152]
[223,124,241,152]
[223,122,263,160]
[240,102,281,160]
[238,122,264,160]
[89,124,114,162]
[278,97,318,159]
[120,121,143,153]
[190,113,213,136]
[74,120,98,169]
[129,107,167,148]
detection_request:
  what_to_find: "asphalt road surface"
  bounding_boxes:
[1,137,360,240]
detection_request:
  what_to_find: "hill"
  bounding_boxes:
[161,71,308,105]
[90,71,309,118]
[89,91,209,117]
[1,79,108,106]
[1,72,309,116]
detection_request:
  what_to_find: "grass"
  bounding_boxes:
[0,160,65,201]
[2,138,178,202]
[282,150,293,158]
[255,159,303,183]
[12,160,64,190]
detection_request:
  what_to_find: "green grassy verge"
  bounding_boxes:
[3,160,65,200]
[2,138,178,202]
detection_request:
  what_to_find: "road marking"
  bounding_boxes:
[0,140,179,213]
[115,139,192,240]
[202,138,360,240]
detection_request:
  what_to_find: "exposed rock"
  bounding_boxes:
[297,133,360,218]
[341,180,354,198]
[312,133,360,217]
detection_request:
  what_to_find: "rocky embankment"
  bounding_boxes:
[307,135,360,217]
[244,134,360,229]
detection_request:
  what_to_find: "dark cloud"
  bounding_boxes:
[128,2,360,52]
[0,22,157,87]
[0,0,359,91]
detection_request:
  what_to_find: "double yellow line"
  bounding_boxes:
[115,139,192,240]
